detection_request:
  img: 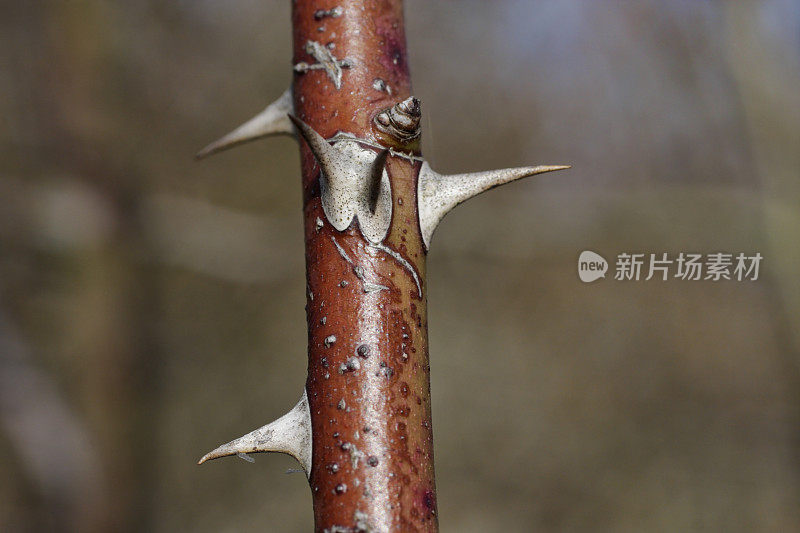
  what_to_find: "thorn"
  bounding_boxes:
[287,114,338,176]
[368,150,389,213]
[289,115,393,243]
[417,162,570,249]
[198,390,312,477]
[195,88,294,159]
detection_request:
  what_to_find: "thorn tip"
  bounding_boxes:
[196,390,312,476]
[417,162,571,249]
[195,88,294,159]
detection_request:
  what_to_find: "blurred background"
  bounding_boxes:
[1,1,799,531]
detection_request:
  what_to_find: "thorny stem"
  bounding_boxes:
[197,1,568,531]
[293,1,438,531]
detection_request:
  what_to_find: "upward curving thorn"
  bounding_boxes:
[289,115,392,244]
[195,88,295,159]
[287,114,339,174]
[198,390,312,477]
[367,149,390,213]
[417,161,570,249]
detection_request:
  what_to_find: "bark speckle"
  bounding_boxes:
[356,344,370,358]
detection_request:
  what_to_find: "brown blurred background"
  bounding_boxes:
[1,1,799,531]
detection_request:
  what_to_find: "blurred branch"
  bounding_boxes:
[0,306,100,528]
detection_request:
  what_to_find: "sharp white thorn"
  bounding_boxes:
[288,114,340,178]
[198,390,312,478]
[196,88,294,159]
[417,162,570,249]
[368,149,389,213]
[289,115,392,244]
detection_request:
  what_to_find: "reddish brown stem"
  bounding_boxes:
[293,1,437,531]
